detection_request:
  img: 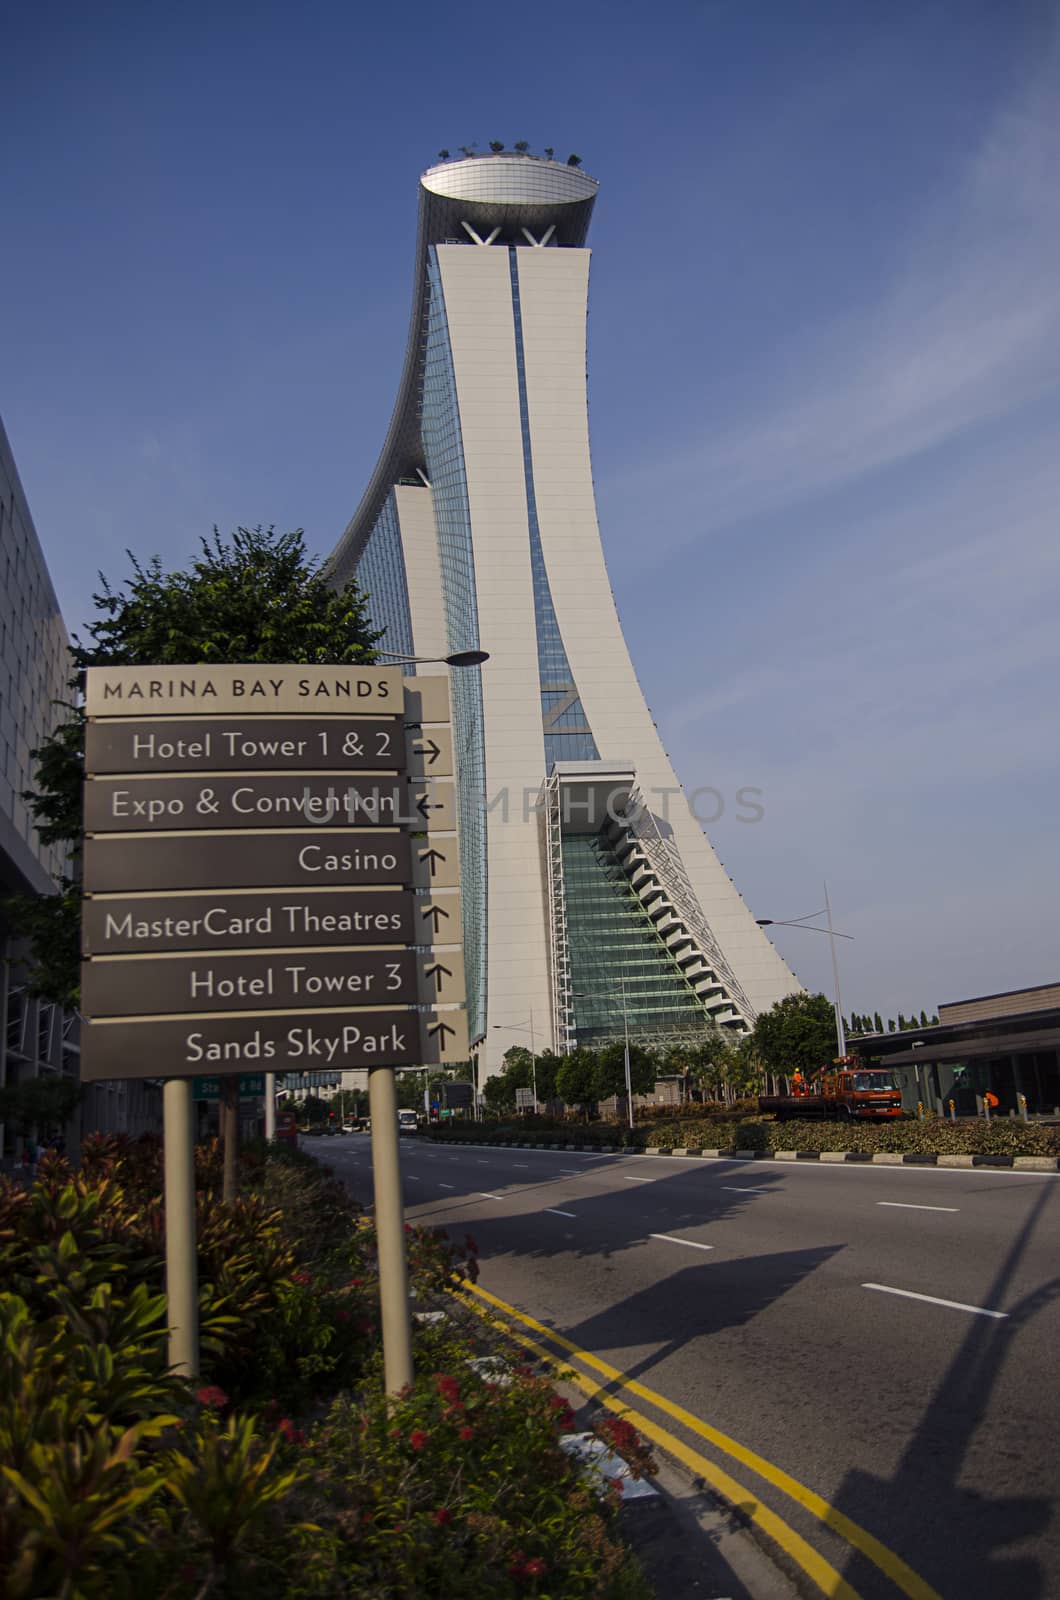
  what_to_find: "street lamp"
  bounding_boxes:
[492,1012,537,1108]
[373,648,490,667]
[756,882,853,1057]
[573,980,634,1130]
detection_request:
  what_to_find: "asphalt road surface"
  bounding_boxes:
[316,1133,1060,1600]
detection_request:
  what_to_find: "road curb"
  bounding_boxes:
[424,1137,1059,1172]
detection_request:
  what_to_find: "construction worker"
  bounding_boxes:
[792,1070,805,1097]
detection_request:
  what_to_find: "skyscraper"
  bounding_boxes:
[330,154,798,1077]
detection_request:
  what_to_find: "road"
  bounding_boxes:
[317,1133,1060,1600]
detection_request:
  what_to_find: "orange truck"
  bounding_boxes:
[758,1058,905,1121]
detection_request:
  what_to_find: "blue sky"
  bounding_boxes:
[3,0,1058,1018]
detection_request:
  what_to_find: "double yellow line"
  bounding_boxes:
[458,1279,940,1600]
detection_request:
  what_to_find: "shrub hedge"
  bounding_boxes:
[428,1115,1060,1158]
[0,1137,653,1599]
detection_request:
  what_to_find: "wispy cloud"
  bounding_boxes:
[615,57,1060,547]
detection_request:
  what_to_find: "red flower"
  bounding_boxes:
[277,1417,306,1445]
[433,1507,453,1526]
[195,1385,228,1408]
[348,1277,365,1287]
[291,1269,313,1286]
[335,1309,351,1323]
[458,1425,474,1442]
[409,1430,428,1451]
[434,1373,461,1403]
[524,1557,548,1577]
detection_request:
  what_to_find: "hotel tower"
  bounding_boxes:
[330,154,798,1078]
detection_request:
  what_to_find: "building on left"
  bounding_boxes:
[0,414,160,1159]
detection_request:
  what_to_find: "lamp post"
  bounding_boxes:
[492,1011,538,1109]
[367,644,486,1396]
[373,648,490,667]
[756,882,854,1060]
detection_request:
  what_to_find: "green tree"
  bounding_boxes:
[489,139,505,152]
[0,1075,83,1138]
[533,1049,561,1105]
[555,1048,598,1110]
[513,140,530,153]
[752,992,838,1080]
[8,527,381,1005]
[595,1041,656,1100]
[874,1011,884,1034]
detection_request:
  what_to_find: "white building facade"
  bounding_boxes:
[330,156,799,1078]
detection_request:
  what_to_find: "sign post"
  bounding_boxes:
[162,1078,199,1377]
[368,1065,413,1393]
[80,663,466,1388]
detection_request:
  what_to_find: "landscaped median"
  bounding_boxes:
[426,1114,1060,1168]
[0,1136,654,1599]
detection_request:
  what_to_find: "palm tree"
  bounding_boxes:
[567,153,582,167]
[544,146,555,161]
[514,140,530,153]
[489,140,505,152]
[437,148,450,160]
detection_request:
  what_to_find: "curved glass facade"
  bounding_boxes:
[355,490,414,661]
[562,833,709,1044]
[421,250,487,1043]
[509,249,600,769]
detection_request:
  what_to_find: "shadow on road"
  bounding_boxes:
[831,1181,1057,1599]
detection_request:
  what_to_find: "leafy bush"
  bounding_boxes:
[0,1145,652,1599]
[725,1117,1060,1156]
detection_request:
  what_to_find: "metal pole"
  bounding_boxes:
[622,979,633,1130]
[220,1076,238,1202]
[368,1065,414,1396]
[529,1009,537,1109]
[163,1079,199,1378]
[823,881,846,1057]
[264,1072,276,1142]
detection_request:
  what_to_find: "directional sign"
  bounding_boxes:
[85,664,403,718]
[193,1075,265,1101]
[84,776,455,834]
[86,718,406,774]
[401,675,451,727]
[84,832,411,893]
[417,892,461,943]
[83,889,414,955]
[416,949,465,1007]
[404,726,453,779]
[420,1009,469,1064]
[80,665,466,1085]
[411,839,460,891]
[80,1008,469,1081]
[82,949,419,1018]
[85,775,401,832]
